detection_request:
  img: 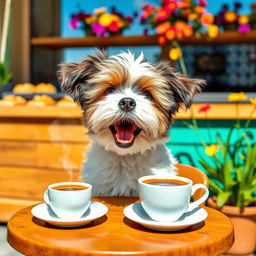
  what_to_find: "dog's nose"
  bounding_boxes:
[118,97,136,112]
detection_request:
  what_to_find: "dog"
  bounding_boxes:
[58,50,204,196]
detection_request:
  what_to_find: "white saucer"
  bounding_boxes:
[31,201,108,228]
[123,202,208,231]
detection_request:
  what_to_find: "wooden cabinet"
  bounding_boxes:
[0,105,90,221]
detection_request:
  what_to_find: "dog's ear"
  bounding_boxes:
[57,50,107,103]
[155,61,205,113]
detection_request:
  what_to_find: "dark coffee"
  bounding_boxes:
[52,184,89,191]
[143,178,188,186]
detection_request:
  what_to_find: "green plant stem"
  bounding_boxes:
[172,41,188,77]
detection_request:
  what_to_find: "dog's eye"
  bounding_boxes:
[105,87,116,95]
[142,90,152,100]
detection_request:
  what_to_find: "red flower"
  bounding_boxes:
[108,21,119,32]
[198,104,211,113]
[156,8,170,22]
[198,0,207,7]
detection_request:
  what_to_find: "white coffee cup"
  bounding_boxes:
[138,175,209,222]
[44,182,92,219]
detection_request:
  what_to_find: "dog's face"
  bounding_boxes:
[58,51,204,155]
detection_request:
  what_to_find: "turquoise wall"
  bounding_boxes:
[166,119,256,172]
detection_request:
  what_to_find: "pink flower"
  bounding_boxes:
[198,104,211,113]
[238,24,251,33]
[92,22,106,37]
[69,16,80,29]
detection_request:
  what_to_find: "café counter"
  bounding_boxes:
[0,103,255,221]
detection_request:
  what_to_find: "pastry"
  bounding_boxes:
[27,95,55,106]
[34,83,57,93]
[13,83,35,93]
[0,95,26,105]
[57,96,76,106]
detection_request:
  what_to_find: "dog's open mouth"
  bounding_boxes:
[109,120,141,148]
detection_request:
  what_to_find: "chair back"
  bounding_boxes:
[176,163,208,205]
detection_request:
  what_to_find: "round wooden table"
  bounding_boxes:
[7,197,234,256]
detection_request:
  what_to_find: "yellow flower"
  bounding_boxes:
[208,24,218,38]
[227,92,247,102]
[188,13,198,21]
[85,16,96,25]
[205,145,219,156]
[238,15,249,25]
[249,97,256,105]
[98,14,119,27]
[169,48,182,60]
[93,7,106,15]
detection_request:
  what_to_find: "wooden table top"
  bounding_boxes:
[7,197,234,256]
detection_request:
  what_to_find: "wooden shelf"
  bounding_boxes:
[0,104,255,119]
[31,31,256,49]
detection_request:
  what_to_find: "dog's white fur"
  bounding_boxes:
[84,143,177,196]
[58,51,203,196]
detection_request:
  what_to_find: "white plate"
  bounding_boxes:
[123,202,208,231]
[31,201,108,228]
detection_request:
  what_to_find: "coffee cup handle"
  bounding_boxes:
[191,184,209,206]
[43,190,50,205]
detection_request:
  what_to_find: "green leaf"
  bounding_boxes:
[216,191,232,208]
[209,180,223,194]
[199,160,219,179]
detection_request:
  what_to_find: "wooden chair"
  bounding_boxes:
[176,163,209,204]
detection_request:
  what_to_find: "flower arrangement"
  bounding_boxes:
[70,7,133,37]
[140,0,217,75]
[215,2,256,33]
[140,0,217,46]
[185,92,256,208]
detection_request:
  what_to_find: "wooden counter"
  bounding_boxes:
[0,106,89,222]
[0,103,255,221]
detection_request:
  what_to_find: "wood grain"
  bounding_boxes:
[0,104,255,119]
[7,197,234,256]
[0,167,81,199]
[31,32,256,49]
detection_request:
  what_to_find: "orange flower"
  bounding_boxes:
[165,27,176,40]
[183,24,193,37]
[224,11,238,23]
[156,21,171,35]
[238,15,249,25]
[188,13,198,20]
[194,6,205,14]
[158,36,167,45]
[93,7,106,15]
[178,1,190,9]
[169,47,182,60]
[227,92,247,102]
[208,24,218,38]
[200,13,214,26]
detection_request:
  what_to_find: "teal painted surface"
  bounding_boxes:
[166,119,256,171]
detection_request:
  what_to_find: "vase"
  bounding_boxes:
[0,82,13,97]
[208,197,256,256]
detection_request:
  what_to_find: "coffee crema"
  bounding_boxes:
[52,184,89,191]
[143,178,188,186]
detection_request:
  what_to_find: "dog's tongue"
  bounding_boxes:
[114,123,136,143]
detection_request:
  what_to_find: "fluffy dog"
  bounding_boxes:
[58,50,204,196]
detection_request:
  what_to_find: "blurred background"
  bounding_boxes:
[0,1,255,255]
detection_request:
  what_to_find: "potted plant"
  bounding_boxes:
[185,93,256,255]
[0,0,12,95]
